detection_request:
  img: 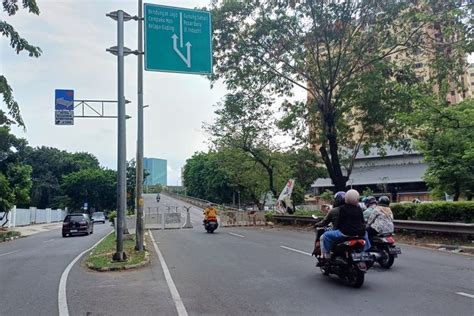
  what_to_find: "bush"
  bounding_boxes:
[265,212,274,222]
[391,203,417,220]
[391,202,474,223]
[108,211,117,223]
[415,202,474,223]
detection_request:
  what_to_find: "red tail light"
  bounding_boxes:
[344,240,366,247]
[383,236,395,244]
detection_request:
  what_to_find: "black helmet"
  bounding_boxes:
[378,196,390,206]
[365,196,377,207]
[333,191,346,207]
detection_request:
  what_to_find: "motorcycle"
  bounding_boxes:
[313,216,373,288]
[367,233,401,269]
[204,218,218,233]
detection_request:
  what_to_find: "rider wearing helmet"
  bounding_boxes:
[363,196,378,221]
[312,191,345,257]
[203,203,218,224]
[319,189,371,261]
[366,195,394,240]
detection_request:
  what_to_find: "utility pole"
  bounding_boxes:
[107,9,138,261]
[135,0,145,251]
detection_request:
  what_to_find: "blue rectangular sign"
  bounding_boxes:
[144,4,212,74]
[55,89,74,110]
[55,89,74,125]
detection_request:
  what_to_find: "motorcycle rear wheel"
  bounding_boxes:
[378,248,395,269]
[347,265,364,288]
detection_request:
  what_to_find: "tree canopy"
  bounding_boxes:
[210,0,472,191]
[1,0,42,127]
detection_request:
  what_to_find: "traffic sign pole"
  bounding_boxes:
[135,0,145,251]
[114,9,127,262]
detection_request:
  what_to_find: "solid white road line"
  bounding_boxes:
[0,250,21,257]
[58,231,112,316]
[149,230,188,316]
[280,245,312,256]
[228,232,245,238]
[43,239,55,243]
[456,292,474,299]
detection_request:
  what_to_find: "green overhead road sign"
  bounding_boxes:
[144,4,212,75]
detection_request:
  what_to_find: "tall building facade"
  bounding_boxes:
[144,157,167,186]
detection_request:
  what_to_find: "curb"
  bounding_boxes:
[86,250,151,272]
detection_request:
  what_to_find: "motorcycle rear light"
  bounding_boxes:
[384,236,395,244]
[345,240,365,247]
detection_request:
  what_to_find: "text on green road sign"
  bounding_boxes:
[144,4,212,75]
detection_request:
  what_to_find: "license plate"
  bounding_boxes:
[389,247,401,255]
[70,230,78,233]
[352,252,372,262]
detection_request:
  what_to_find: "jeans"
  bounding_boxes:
[320,230,371,257]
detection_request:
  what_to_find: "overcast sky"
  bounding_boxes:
[2,0,228,185]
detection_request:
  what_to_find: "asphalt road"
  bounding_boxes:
[0,220,111,316]
[3,195,472,315]
[150,194,474,316]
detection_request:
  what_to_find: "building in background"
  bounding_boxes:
[311,147,429,203]
[144,157,167,186]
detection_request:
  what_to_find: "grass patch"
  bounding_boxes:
[0,229,21,242]
[85,233,149,271]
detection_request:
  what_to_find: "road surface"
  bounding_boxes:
[2,194,473,315]
[150,194,474,315]
[0,220,111,315]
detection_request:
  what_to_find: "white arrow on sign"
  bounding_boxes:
[171,13,192,68]
[56,97,74,108]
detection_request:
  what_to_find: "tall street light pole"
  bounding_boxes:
[107,9,137,261]
[135,0,145,251]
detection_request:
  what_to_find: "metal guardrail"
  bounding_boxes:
[164,193,244,212]
[272,215,474,235]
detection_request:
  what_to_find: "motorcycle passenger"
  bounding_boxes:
[312,191,345,257]
[203,203,218,224]
[366,196,394,240]
[363,196,378,221]
[320,189,371,260]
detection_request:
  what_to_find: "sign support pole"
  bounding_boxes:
[135,0,145,251]
[114,9,127,261]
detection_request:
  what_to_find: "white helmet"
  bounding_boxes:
[345,189,360,206]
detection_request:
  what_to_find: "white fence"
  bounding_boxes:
[0,206,67,228]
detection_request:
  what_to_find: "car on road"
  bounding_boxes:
[62,213,93,237]
[156,193,161,203]
[91,211,106,224]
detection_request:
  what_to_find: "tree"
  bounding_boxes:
[0,117,32,211]
[207,92,281,197]
[1,0,42,127]
[414,101,474,200]
[210,0,471,191]
[61,168,117,211]
[21,146,100,208]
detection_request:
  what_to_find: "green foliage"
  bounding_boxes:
[0,173,14,213]
[85,233,147,271]
[319,190,334,204]
[1,0,41,127]
[362,187,374,197]
[61,168,117,212]
[210,0,471,191]
[21,146,100,209]
[391,203,417,220]
[148,184,163,193]
[108,211,117,223]
[415,202,474,223]
[6,163,32,207]
[412,101,474,201]
[392,202,474,223]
